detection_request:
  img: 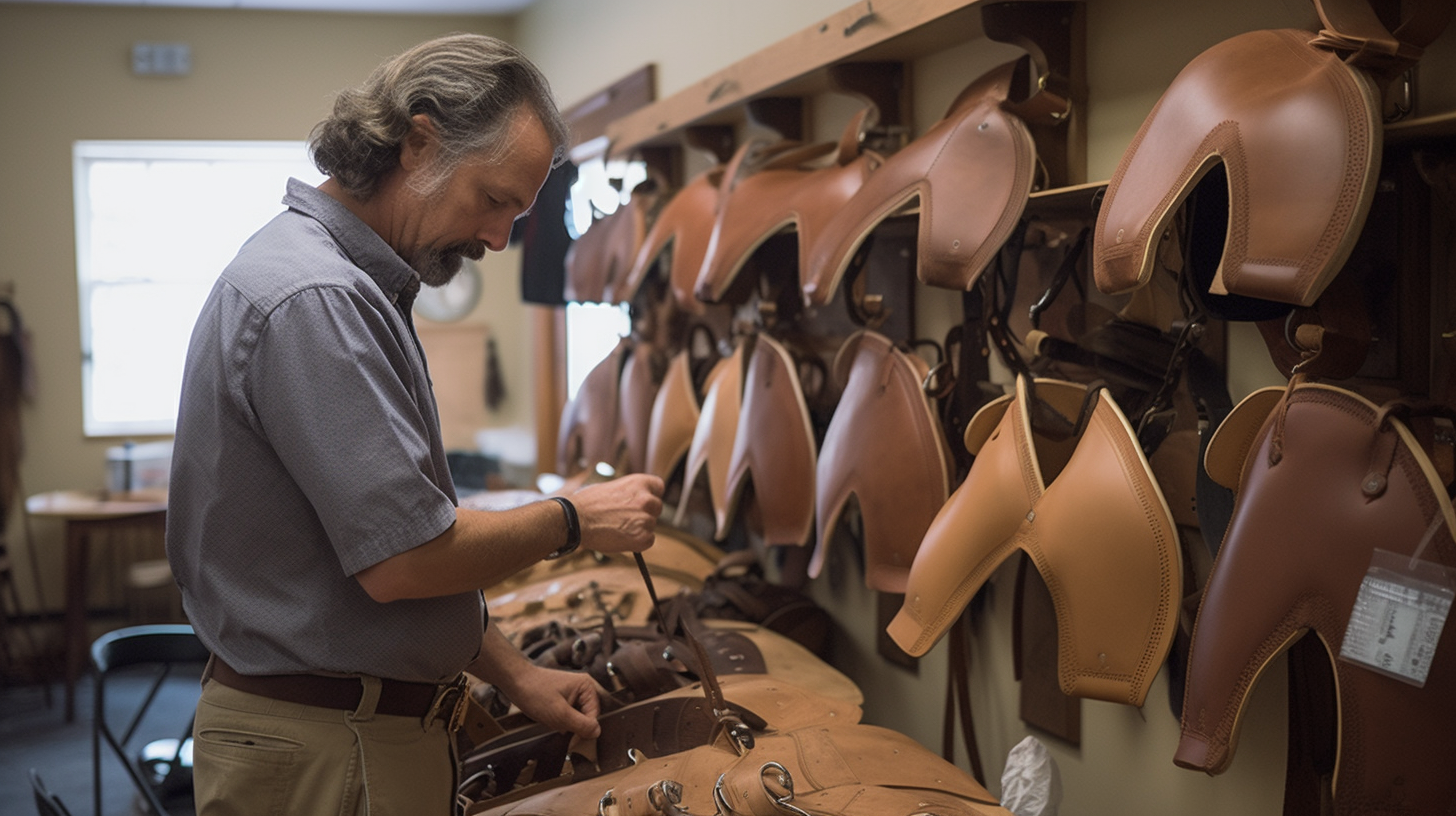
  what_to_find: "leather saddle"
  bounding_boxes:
[694,110,879,304]
[645,348,701,483]
[811,330,953,593]
[889,376,1181,707]
[723,333,820,548]
[675,339,748,540]
[563,179,658,304]
[617,339,663,476]
[556,337,630,476]
[1091,0,1453,309]
[1178,379,1456,814]
[804,56,1055,303]
[622,168,724,316]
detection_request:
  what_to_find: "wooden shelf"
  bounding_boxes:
[605,0,1023,158]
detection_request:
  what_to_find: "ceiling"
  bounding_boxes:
[8,0,536,14]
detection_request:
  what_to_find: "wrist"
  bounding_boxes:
[544,496,580,560]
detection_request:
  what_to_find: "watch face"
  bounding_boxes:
[414,259,483,322]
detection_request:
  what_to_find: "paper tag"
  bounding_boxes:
[1339,549,1454,688]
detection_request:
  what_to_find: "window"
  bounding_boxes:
[73,141,325,437]
[562,155,645,400]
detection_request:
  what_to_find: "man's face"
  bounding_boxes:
[397,108,555,287]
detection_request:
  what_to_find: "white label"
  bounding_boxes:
[1339,551,1453,688]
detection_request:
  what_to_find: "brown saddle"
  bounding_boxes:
[804,57,1053,303]
[1178,379,1456,814]
[556,337,629,476]
[618,339,664,475]
[889,376,1181,706]
[645,348,700,482]
[563,179,657,304]
[623,167,724,316]
[724,334,819,548]
[694,110,879,304]
[675,340,748,540]
[1092,0,1453,309]
[811,330,953,593]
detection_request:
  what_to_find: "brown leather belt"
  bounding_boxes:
[210,657,453,719]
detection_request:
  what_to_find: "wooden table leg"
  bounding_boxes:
[62,520,90,723]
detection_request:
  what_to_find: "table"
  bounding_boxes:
[26,489,168,721]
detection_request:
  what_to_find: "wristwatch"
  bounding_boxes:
[544,496,580,560]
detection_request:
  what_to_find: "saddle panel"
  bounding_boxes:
[675,343,746,539]
[1093,28,1381,308]
[645,349,700,482]
[804,59,1037,303]
[724,334,818,548]
[811,330,952,592]
[1177,382,1456,815]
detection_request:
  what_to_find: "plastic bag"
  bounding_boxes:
[999,735,1062,816]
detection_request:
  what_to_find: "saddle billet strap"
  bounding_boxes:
[941,609,985,784]
[632,553,731,726]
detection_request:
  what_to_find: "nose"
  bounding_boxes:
[477,216,514,253]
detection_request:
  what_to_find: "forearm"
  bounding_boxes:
[465,621,535,692]
[355,501,569,601]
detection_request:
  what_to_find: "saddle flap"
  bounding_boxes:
[645,350,700,481]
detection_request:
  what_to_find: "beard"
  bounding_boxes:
[407,240,487,288]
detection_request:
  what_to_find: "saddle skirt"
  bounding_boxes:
[1179,380,1456,814]
[889,377,1180,707]
[804,58,1038,303]
[811,330,952,592]
[675,341,747,539]
[695,110,879,304]
[645,349,700,482]
[724,334,818,548]
[1092,28,1381,308]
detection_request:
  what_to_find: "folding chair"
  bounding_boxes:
[29,769,75,816]
[90,624,209,816]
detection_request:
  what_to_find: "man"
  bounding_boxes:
[166,33,664,815]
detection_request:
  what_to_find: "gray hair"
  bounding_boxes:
[309,33,570,201]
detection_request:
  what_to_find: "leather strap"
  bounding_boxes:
[209,656,451,719]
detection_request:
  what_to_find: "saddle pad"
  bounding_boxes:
[645,349,700,482]
[623,168,723,315]
[1092,28,1381,308]
[695,111,878,304]
[804,59,1037,302]
[675,342,747,539]
[1178,381,1456,815]
[725,334,818,548]
[889,377,1180,706]
[811,330,952,592]
[556,338,629,476]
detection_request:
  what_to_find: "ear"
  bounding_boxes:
[399,114,440,172]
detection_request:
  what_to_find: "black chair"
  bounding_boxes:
[29,769,75,816]
[91,624,209,816]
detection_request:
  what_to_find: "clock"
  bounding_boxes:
[413,258,484,322]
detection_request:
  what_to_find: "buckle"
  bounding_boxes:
[426,674,470,730]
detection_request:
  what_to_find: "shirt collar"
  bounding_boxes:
[282,177,421,306]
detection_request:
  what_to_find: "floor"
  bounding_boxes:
[1,631,199,816]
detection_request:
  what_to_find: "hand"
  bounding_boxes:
[569,473,663,554]
[501,664,604,739]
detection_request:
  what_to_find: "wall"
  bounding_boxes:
[517,1,1456,814]
[0,3,528,612]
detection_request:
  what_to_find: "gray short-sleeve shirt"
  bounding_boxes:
[166,179,482,682]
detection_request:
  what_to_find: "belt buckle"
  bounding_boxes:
[427,673,470,730]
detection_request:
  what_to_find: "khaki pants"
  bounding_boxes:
[192,676,456,816]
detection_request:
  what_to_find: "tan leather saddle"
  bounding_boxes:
[889,376,1181,706]
[1178,379,1456,814]
[804,58,1046,303]
[623,168,724,316]
[694,110,878,304]
[675,340,747,539]
[617,339,663,475]
[645,349,700,482]
[811,330,952,593]
[1092,0,1453,309]
[564,180,656,304]
[724,334,819,548]
[556,337,629,476]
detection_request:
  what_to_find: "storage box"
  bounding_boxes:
[106,441,174,493]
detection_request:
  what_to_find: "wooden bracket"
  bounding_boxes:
[982,1,1087,188]
[745,97,806,142]
[827,61,910,129]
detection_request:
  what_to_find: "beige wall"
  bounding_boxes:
[516,1,1456,815]
[0,4,528,611]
